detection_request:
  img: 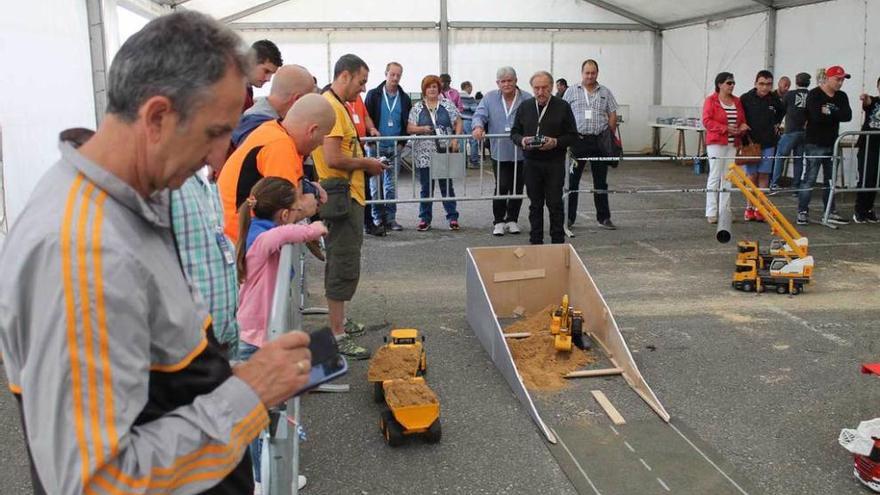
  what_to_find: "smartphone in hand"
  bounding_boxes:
[294,328,348,396]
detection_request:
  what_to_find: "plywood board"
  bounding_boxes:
[591,390,626,425]
[466,245,670,430]
[493,268,546,283]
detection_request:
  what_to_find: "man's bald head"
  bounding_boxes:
[268,64,314,116]
[282,93,336,155]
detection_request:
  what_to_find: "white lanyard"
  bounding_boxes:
[426,103,440,129]
[535,99,550,134]
[582,86,593,107]
[383,88,399,114]
[502,90,519,120]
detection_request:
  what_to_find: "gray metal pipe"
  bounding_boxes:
[715,207,732,244]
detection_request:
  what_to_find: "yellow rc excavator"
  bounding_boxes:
[549,294,587,351]
[726,164,814,295]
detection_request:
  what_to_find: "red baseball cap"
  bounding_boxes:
[825,65,851,80]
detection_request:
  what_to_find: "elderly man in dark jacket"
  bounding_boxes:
[511,71,578,244]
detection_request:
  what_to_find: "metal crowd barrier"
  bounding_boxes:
[265,241,322,495]
[823,130,880,228]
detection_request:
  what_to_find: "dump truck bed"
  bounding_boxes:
[367,345,421,383]
[384,378,440,431]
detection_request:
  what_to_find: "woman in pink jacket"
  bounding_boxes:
[702,72,750,223]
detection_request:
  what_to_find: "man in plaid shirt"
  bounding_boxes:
[172,156,240,358]
[563,59,619,230]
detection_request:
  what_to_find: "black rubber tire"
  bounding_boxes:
[791,285,801,295]
[571,318,583,342]
[385,415,405,447]
[425,419,442,443]
[418,351,427,377]
[380,410,393,434]
[373,382,385,404]
[743,281,754,292]
[776,285,787,294]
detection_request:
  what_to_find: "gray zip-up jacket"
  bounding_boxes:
[472,88,533,162]
[0,143,266,494]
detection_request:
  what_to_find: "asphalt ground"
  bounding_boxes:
[3,159,880,494]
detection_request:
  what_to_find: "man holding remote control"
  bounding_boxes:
[510,71,578,244]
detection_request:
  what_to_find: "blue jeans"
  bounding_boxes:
[370,146,398,224]
[462,119,480,165]
[239,341,262,482]
[417,167,458,223]
[772,131,805,188]
[798,144,835,213]
[745,146,775,175]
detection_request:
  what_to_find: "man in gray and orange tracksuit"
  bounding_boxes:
[0,12,312,494]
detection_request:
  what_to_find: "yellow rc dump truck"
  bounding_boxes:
[726,164,813,295]
[368,329,441,446]
[550,294,587,351]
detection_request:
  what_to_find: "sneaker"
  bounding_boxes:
[853,211,868,224]
[567,219,576,229]
[338,335,371,360]
[295,475,307,490]
[744,208,755,222]
[867,210,880,223]
[492,223,505,236]
[796,211,809,225]
[449,220,460,231]
[254,482,262,495]
[753,210,765,222]
[365,223,386,236]
[707,216,717,224]
[506,221,521,234]
[826,212,850,225]
[598,219,617,230]
[387,220,404,231]
[417,221,430,231]
[343,318,366,336]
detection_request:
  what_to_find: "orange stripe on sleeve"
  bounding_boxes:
[77,182,106,467]
[8,383,22,394]
[61,174,91,482]
[91,191,119,456]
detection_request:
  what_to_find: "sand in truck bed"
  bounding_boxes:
[367,345,420,381]
[384,379,439,408]
[503,304,594,392]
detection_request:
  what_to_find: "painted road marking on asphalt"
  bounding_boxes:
[766,307,850,347]
[640,458,652,471]
[669,423,750,495]
[624,440,636,453]
[636,241,679,264]
[552,427,603,495]
[657,477,671,492]
[609,425,620,436]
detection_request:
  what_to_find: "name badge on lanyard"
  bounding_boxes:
[216,227,235,265]
[352,113,361,125]
[503,90,518,133]
[583,87,593,120]
[384,90,399,128]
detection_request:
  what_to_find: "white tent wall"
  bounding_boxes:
[776,0,877,135]
[0,0,97,224]
[222,0,437,23]
[447,0,631,24]
[660,13,768,153]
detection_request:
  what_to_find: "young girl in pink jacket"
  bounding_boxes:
[235,177,327,356]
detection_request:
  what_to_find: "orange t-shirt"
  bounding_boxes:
[345,95,368,138]
[217,120,303,241]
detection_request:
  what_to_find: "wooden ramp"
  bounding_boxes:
[465,244,670,443]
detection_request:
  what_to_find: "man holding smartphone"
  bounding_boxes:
[510,71,578,245]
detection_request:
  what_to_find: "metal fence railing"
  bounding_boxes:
[823,131,880,228]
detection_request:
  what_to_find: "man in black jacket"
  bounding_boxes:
[797,65,853,225]
[740,70,785,222]
[364,62,413,231]
[511,71,578,244]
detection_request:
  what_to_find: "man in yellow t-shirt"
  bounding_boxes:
[312,54,385,359]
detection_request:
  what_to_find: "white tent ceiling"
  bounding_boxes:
[149,0,834,30]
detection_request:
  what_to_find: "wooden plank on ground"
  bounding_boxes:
[565,367,623,379]
[493,268,546,283]
[591,390,626,425]
[504,332,532,339]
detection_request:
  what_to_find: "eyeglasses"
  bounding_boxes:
[724,81,736,85]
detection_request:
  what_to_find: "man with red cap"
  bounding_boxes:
[797,65,853,225]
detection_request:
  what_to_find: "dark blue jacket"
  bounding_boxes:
[231,113,275,148]
[364,81,412,135]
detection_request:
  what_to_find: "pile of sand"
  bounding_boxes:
[368,346,420,381]
[384,379,438,407]
[504,304,594,392]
